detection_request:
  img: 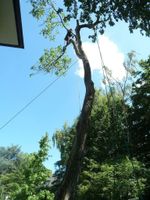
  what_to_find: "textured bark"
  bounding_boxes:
[55,22,95,200]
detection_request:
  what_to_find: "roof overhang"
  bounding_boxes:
[0,0,24,48]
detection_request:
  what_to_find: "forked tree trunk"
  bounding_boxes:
[55,24,95,200]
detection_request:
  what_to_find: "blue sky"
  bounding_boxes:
[0,1,150,172]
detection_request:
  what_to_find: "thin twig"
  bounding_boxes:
[50,2,69,31]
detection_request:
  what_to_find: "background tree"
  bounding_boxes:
[0,145,22,174]
[53,89,148,199]
[29,0,150,199]
[129,56,150,199]
[0,145,22,200]
[129,56,150,165]
[0,134,54,200]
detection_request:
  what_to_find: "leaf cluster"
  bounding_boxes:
[31,46,71,76]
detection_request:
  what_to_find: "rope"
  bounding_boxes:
[95,31,109,97]
[95,32,143,199]
[95,30,117,119]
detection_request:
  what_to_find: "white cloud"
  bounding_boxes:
[75,35,125,80]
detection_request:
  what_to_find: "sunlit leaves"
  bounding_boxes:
[40,11,58,40]
[78,158,146,200]
[30,0,48,19]
[31,46,71,76]
[0,134,54,200]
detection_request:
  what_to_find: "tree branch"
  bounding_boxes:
[40,45,68,71]
[78,16,102,30]
[50,2,69,31]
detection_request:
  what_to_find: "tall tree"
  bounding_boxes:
[29,1,150,199]
[129,56,150,199]
[129,56,150,165]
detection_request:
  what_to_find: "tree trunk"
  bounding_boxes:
[55,24,95,200]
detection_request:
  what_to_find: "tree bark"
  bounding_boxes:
[55,23,95,200]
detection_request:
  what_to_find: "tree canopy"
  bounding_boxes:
[30,0,150,74]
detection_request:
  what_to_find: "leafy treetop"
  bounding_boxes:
[30,0,150,76]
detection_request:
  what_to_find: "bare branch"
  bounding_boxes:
[50,2,69,31]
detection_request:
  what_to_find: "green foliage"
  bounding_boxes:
[129,56,150,165]
[53,90,127,166]
[53,84,149,199]
[30,46,71,76]
[64,0,150,36]
[77,158,146,200]
[30,0,72,77]
[29,0,150,76]
[53,123,76,165]
[128,57,150,199]
[82,90,130,166]
[30,0,47,19]
[0,145,22,174]
[0,134,54,200]
[51,123,76,191]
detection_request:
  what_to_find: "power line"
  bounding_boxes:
[0,60,78,131]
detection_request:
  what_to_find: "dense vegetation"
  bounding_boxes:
[0,134,54,200]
